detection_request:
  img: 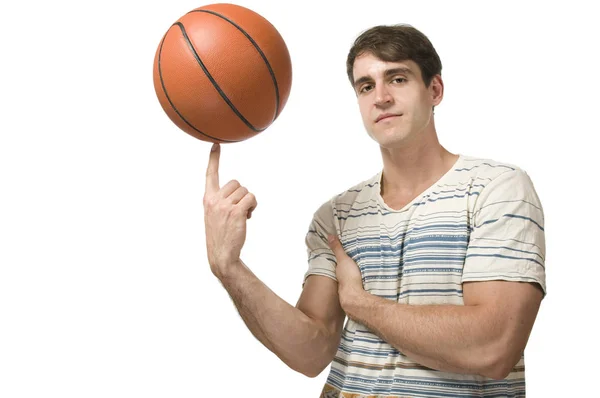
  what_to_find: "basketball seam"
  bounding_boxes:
[176,22,266,133]
[187,9,282,119]
[157,29,240,143]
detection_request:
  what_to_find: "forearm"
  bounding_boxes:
[343,291,503,377]
[216,260,336,376]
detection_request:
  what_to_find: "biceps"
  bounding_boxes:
[296,275,346,338]
[463,280,543,348]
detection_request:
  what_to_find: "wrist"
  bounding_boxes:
[212,259,244,281]
[340,286,368,317]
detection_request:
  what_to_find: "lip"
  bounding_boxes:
[375,113,402,123]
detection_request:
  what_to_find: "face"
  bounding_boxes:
[352,53,443,148]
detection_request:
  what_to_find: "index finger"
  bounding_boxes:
[205,143,220,193]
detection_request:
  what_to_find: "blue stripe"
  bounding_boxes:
[414,192,481,206]
[429,185,485,195]
[308,252,335,261]
[504,213,544,230]
[455,163,516,171]
[404,256,466,263]
[470,236,545,255]
[331,365,521,388]
[474,198,543,215]
[466,253,544,268]
[344,232,468,249]
[398,288,463,296]
[403,267,463,274]
[328,376,524,397]
[352,254,465,264]
[411,223,469,232]
[462,272,545,284]
[476,213,544,231]
[328,369,526,397]
[353,336,386,344]
[468,245,544,260]
[335,193,481,220]
[338,346,393,358]
[335,204,380,214]
[407,234,469,244]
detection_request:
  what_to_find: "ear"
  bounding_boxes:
[430,74,444,107]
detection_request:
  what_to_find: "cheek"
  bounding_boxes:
[405,101,426,122]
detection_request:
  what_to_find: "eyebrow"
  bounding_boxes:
[353,67,414,90]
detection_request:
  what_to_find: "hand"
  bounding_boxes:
[203,143,257,278]
[327,234,365,310]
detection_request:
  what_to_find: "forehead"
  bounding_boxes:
[352,53,419,81]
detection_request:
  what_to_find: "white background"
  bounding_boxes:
[1,0,597,396]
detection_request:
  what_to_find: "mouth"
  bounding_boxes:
[375,114,402,123]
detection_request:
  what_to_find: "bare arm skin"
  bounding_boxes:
[327,234,543,380]
[342,280,542,379]
[203,143,345,377]
[217,266,345,377]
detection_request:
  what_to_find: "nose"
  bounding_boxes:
[374,84,393,107]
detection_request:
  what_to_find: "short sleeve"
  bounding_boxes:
[303,197,339,287]
[462,169,547,296]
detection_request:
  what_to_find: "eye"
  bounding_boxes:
[392,77,407,84]
[359,84,374,94]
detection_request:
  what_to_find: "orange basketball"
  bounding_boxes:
[152,3,293,143]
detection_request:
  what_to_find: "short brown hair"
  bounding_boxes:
[346,24,442,88]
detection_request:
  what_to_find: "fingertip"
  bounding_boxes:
[211,143,220,152]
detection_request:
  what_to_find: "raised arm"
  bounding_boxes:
[203,143,345,377]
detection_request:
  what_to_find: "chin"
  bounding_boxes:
[370,129,410,147]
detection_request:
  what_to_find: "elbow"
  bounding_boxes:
[296,346,337,378]
[287,319,341,378]
[478,343,521,380]
[292,342,337,378]
[299,365,326,378]
[481,361,513,381]
[291,358,330,378]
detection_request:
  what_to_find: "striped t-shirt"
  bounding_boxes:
[304,154,546,398]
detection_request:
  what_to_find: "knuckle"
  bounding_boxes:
[234,206,246,216]
[229,206,242,218]
[203,194,214,207]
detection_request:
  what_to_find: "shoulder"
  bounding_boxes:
[312,171,381,216]
[457,155,528,182]
[459,155,542,207]
[456,155,540,197]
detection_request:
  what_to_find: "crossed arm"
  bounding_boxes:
[215,258,542,380]
[327,234,544,380]
[340,279,543,379]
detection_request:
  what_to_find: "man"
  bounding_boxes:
[203,24,546,397]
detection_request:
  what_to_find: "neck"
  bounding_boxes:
[379,130,458,197]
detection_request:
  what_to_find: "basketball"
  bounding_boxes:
[152,3,293,143]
